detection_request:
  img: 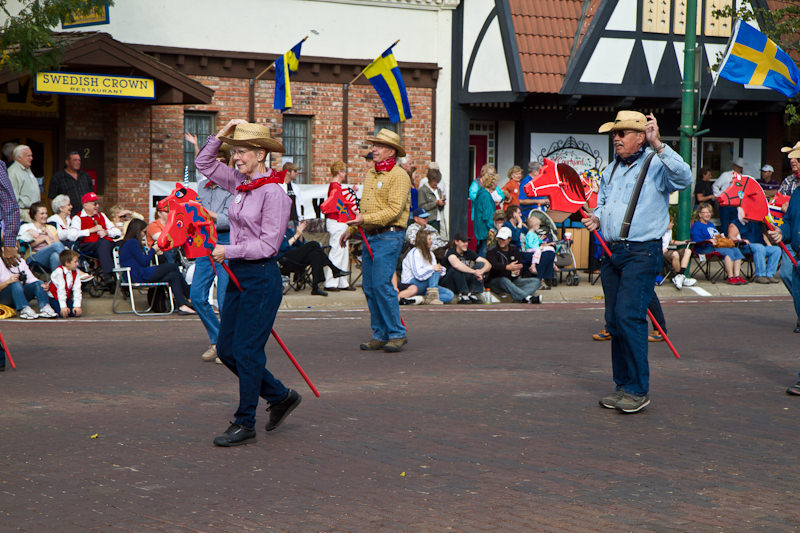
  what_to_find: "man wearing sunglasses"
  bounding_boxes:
[581,111,692,414]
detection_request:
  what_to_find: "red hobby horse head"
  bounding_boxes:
[156,183,198,212]
[717,172,768,222]
[523,159,592,222]
[156,186,217,259]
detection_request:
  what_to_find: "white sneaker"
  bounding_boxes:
[672,274,684,290]
[38,304,58,318]
[682,276,697,287]
[201,344,217,362]
[19,306,38,319]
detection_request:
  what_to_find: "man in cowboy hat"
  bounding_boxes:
[581,111,692,414]
[342,128,411,353]
[778,142,800,204]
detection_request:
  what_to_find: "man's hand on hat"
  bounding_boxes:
[645,113,661,148]
[216,119,247,139]
[2,246,20,267]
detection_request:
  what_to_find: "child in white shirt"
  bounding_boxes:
[48,249,83,317]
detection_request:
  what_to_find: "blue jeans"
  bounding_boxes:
[601,240,662,397]
[779,249,800,324]
[0,280,48,311]
[742,243,780,277]
[217,259,288,429]
[488,275,541,301]
[29,241,65,271]
[362,230,405,341]
[408,271,454,303]
[49,297,76,317]
[190,235,230,345]
[476,239,487,258]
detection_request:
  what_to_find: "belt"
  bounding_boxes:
[363,225,405,236]
[230,257,275,265]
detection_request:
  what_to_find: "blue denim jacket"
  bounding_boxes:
[595,145,692,242]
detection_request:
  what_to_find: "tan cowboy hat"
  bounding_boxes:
[782,141,800,153]
[367,128,406,158]
[598,110,647,134]
[218,123,285,153]
[788,148,800,159]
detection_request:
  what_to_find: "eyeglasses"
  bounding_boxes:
[611,130,638,139]
[230,148,254,156]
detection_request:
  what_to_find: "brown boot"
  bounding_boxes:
[424,287,443,305]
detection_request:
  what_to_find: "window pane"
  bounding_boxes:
[184,113,215,182]
[282,116,311,183]
[374,118,400,137]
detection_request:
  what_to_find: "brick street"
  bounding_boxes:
[1,298,799,531]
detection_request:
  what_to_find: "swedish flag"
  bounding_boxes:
[364,44,412,123]
[274,41,303,112]
[717,20,800,98]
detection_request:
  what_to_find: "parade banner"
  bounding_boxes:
[35,72,155,100]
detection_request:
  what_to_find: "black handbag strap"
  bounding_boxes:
[619,151,657,240]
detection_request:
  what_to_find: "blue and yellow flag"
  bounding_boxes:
[364,44,412,123]
[274,41,303,112]
[717,20,800,98]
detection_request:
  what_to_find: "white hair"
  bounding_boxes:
[13,144,30,160]
[51,194,71,214]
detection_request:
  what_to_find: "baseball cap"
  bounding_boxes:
[81,192,98,204]
[496,227,512,240]
[412,207,430,218]
[761,164,774,172]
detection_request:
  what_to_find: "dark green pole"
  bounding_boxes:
[677,0,698,241]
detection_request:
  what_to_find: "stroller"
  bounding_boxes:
[528,210,580,286]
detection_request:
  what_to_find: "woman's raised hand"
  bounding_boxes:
[216,119,247,139]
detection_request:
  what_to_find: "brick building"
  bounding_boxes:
[0,0,456,218]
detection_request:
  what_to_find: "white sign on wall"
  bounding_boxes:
[530,133,610,174]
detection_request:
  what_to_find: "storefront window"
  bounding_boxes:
[282,116,311,183]
[184,112,215,182]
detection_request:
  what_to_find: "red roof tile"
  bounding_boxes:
[509,0,601,93]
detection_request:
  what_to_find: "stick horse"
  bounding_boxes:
[157,183,320,397]
[718,173,798,268]
[524,158,681,359]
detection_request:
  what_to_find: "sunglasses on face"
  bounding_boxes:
[611,130,638,139]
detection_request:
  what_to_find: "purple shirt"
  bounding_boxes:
[195,136,290,260]
[0,161,20,247]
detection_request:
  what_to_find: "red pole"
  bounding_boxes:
[271,328,320,397]
[580,208,680,360]
[0,331,15,369]
[765,219,798,267]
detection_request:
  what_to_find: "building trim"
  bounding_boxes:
[305,0,460,10]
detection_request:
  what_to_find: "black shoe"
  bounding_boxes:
[0,363,5,372]
[399,297,415,305]
[311,285,328,296]
[325,287,340,292]
[524,294,542,304]
[467,293,481,304]
[266,389,302,431]
[341,286,357,291]
[102,274,115,285]
[794,325,800,334]
[331,267,350,278]
[213,423,256,447]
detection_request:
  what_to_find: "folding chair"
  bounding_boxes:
[17,240,50,282]
[112,246,175,316]
[278,255,313,295]
[690,242,727,283]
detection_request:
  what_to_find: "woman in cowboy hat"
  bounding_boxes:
[195,119,302,447]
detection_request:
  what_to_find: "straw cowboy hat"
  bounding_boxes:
[598,110,647,133]
[788,148,800,159]
[782,141,800,154]
[367,128,406,158]
[218,123,285,153]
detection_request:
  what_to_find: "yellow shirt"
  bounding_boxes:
[359,164,411,230]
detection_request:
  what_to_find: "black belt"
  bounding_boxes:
[364,225,405,236]
[230,257,275,265]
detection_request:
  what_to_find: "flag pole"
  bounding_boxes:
[700,19,739,119]
[253,35,309,82]
[348,39,400,85]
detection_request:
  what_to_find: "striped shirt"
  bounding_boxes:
[0,161,20,247]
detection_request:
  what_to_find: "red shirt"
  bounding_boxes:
[501,180,520,207]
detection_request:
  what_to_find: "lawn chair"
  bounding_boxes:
[112,246,175,316]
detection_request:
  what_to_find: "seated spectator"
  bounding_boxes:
[108,204,144,238]
[662,216,696,289]
[503,204,526,249]
[440,231,491,304]
[48,249,82,318]
[728,215,780,284]
[0,253,57,319]
[522,214,557,290]
[118,219,195,315]
[322,160,357,292]
[405,207,448,256]
[400,230,454,305]
[486,226,541,303]
[69,192,121,285]
[146,205,178,264]
[278,220,349,297]
[486,210,506,250]
[690,202,746,285]
[48,194,79,244]
[19,201,65,271]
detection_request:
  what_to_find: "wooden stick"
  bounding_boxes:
[253,35,309,82]
[348,39,400,85]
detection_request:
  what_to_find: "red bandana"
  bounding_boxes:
[374,157,396,173]
[236,174,284,192]
[204,180,216,188]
